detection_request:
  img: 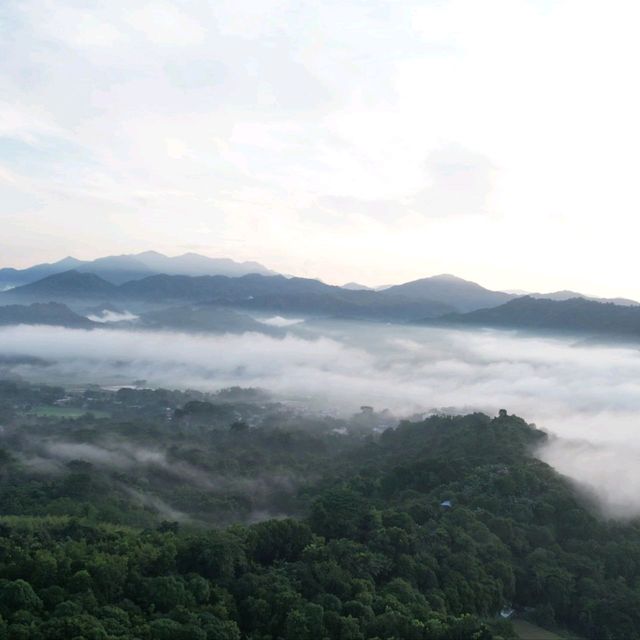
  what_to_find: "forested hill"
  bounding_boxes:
[0,384,638,638]
[437,295,640,339]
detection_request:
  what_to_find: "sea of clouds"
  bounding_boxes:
[1,320,640,517]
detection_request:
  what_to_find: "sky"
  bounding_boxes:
[2,0,640,295]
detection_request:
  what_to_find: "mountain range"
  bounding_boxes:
[2,252,637,306]
[523,289,639,307]
[6,289,638,344]
[2,253,640,338]
[0,302,95,329]
[138,305,284,336]
[1,271,455,321]
[0,251,275,289]
[436,295,640,340]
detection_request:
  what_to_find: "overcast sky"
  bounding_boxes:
[2,0,639,295]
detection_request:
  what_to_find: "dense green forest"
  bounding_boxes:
[0,381,638,639]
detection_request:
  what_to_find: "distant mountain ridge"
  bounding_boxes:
[528,290,639,307]
[138,305,284,337]
[381,274,515,313]
[436,295,640,339]
[0,301,287,336]
[6,292,640,352]
[3,271,455,321]
[0,302,95,329]
[3,256,640,325]
[4,253,638,308]
[13,271,119,298]
[0,251,276,288]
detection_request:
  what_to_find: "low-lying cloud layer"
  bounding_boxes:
[86,310,140,323]
[258,316,305,327]
[2,321,640,517]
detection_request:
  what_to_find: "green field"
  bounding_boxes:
[26,405,110,418]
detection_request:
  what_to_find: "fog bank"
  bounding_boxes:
[87,310,139,323]
[2,321,640,516]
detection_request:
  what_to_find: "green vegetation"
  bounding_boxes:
[0,381,638,638]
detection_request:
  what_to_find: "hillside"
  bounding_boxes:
[382,274,515,312]
[438,295,640,338]
[0,256,83,289]
[0,302,95,328]
[118,273,331,300]
[6,271,118,299]
[0,301,288,337]
[0,381,636,639]
[530,290,639,306]
[138,305,284,336]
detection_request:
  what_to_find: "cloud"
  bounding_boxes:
[258,316,305,327]
[411,145,496,217]
[2,323,640,420]
[16,430,301,523]
[87,310,139,323]
[42,441,164,469]
[123,3,206,46]
[124,487,190,522]
[537,437,640,519]
[313,194,409,224]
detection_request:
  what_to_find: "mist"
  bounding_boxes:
[2,320,640,517]
[86,310,140,323]
[258,316,305,327]
[15,431,302,525]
